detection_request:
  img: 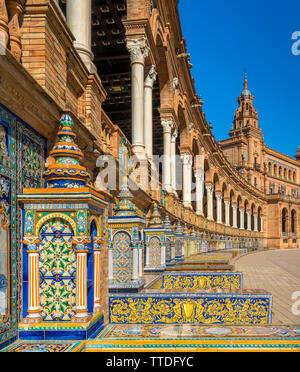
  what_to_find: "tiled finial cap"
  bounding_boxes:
[44,115,90,188]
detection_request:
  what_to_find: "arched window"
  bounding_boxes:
[268,163,272,175]
[284,168,287,179]
[282,209,288,234]
[274,164,277,177]
[291,210,296,235]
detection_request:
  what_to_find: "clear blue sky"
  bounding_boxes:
[179,0,300,158]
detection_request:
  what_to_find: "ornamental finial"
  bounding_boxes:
[44,114,90,188]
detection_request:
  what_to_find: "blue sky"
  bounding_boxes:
[179,0,300,158]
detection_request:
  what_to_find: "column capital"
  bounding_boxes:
[161,119,174,133]
[171,129,178,143]
[145,65,157,88]
[195,173,204,181]
[24,237,40,252]
[205,183,214,193]
[127,38,149,64]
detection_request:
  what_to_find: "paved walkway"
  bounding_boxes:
[235,249,300,325]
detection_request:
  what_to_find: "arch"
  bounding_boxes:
[151,9,165,49]
[36,213,76,236]
[89,216,100,236]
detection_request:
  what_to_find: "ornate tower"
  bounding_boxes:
[230,72,261,136]
[221,72,265,190]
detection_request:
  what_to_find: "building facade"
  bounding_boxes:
[0,0,298,348]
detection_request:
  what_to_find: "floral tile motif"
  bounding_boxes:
[1,341,83,352]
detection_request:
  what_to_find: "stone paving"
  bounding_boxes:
[234,249,300,325]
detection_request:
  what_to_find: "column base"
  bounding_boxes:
[71,311,91,323]
[132,144,146,158]
[23,315,41,324]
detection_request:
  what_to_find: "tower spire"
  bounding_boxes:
[244,68,248,90]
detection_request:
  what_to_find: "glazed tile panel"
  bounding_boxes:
[0,104,46,348]
[109,293,272,325]
[162,272,243,290]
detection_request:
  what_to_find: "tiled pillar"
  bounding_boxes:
[132,243,139,281]
[93,237,103,313]
[72,238,91,322]
[24,237,41,323]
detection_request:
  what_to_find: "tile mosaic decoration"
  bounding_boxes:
[109,293,272,325]
[1,340,84,352]
[97,324,300,339]
[0,104,46,349]
[161,272,243,290]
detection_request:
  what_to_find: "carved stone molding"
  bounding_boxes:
[126,38,149,64]
[145,65,157,88]
[7,0,25,61]
[0,0,9,48]
[161,119,173,133]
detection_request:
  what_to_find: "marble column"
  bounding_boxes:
[171,129,178,194]
[127,38,149,157]
[195,172,204,216]
[182,154,192,208]
[24,237,41,323]
[254,214,258,232]
[0,0,9,49]
[240,208,245,230]
[224,200,231,226]
[161,119,173,192]
[72,239,90,322]
[260,216,264,232]
[144,65,157,160]
[247,211,252,231]
[66,0,95,73]
[7,0,25,61]
[216,193,223,224]
[232,204,238,228]
[206,184,214,221]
